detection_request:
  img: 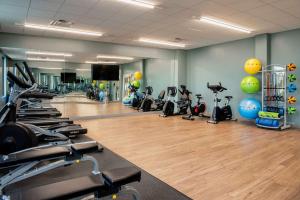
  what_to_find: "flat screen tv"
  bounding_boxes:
[61,72,76,83]
[92,65,119,81]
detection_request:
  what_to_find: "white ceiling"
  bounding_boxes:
[0,0,300,50]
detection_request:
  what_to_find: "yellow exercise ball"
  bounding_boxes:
[134,71,143,80]
[244,58,262,75]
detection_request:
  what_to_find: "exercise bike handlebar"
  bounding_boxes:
[23,61,37,84]
[207,82,227,93]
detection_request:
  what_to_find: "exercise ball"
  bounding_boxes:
[134,71,143,80]
[239,98,261,119]
[241,76,260,94]
[99,91,105,102]
[131,80,140,89]
[99,83,105,90]
[244,58,261,75]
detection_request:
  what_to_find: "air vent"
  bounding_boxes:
[174,37,185,42]
[50,19,74,27]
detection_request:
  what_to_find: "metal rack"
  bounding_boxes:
[257,64,291,130]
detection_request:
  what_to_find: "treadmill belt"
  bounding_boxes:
[4,136,191,200]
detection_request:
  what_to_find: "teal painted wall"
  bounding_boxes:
[186,29,300,128]
[120,60,144,98]
[144,58,177,98]
[270,29,300,127]
[186,38,255,119]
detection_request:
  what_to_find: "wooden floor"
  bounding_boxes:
[57,99,300,200]
[51,96,135,117]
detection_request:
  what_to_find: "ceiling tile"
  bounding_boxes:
[30,0,65,11]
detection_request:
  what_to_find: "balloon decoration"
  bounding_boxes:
[244,58,262,75]
[240,76,260,94]
[134,71,143,80]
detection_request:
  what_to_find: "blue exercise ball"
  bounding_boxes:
[239,98,261,119]
[99,91,105,102]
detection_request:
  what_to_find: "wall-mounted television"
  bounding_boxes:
[92,65,119,81]
[61,72,76,83]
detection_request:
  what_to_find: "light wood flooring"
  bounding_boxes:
[55,98,300,200]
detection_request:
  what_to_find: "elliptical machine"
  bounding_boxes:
[207,82,235,124]
[139,86,166,112]
[176,85,192,115]
[160,87,177,117]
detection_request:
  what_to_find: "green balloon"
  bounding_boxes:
[241,76,260,94]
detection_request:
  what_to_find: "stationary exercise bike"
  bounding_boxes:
[207,82,235,124]
[182,94,208,120]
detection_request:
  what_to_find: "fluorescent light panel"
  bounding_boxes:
[138,38,186,48]
[199,17,252,33]
[27,57,65,62]
[36,67,63,70]
[26,51,72,57]
[76,68,91,71]
[96,55,134,60]
[85,61,117,64]
[24,23,103,37]
[118,0,155,8]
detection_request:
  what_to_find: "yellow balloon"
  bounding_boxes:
[244,58,261,75]
[134,71,143,80]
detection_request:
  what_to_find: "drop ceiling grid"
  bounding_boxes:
[0,0,299,49]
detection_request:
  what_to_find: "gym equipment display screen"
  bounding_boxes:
[61,72,76,83]
[92,65,119,81]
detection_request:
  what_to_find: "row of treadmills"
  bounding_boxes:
[0,62,141,200]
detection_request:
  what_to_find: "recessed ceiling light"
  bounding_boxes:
[118,0,155,9]
[27,57,65,62]
[76,68,91,71]
[138,38,186,48]
[96,55,134,60]
[24,23,103,37]
[199,17,252,33]
[26,51,72,57]
[85,61,117,64]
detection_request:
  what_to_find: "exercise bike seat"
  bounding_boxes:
[225,96,233,99]
[102,166,141,187]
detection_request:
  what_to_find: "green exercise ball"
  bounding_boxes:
[241,76,260,94]
[131,80,140,89]
[99,83,105,90]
